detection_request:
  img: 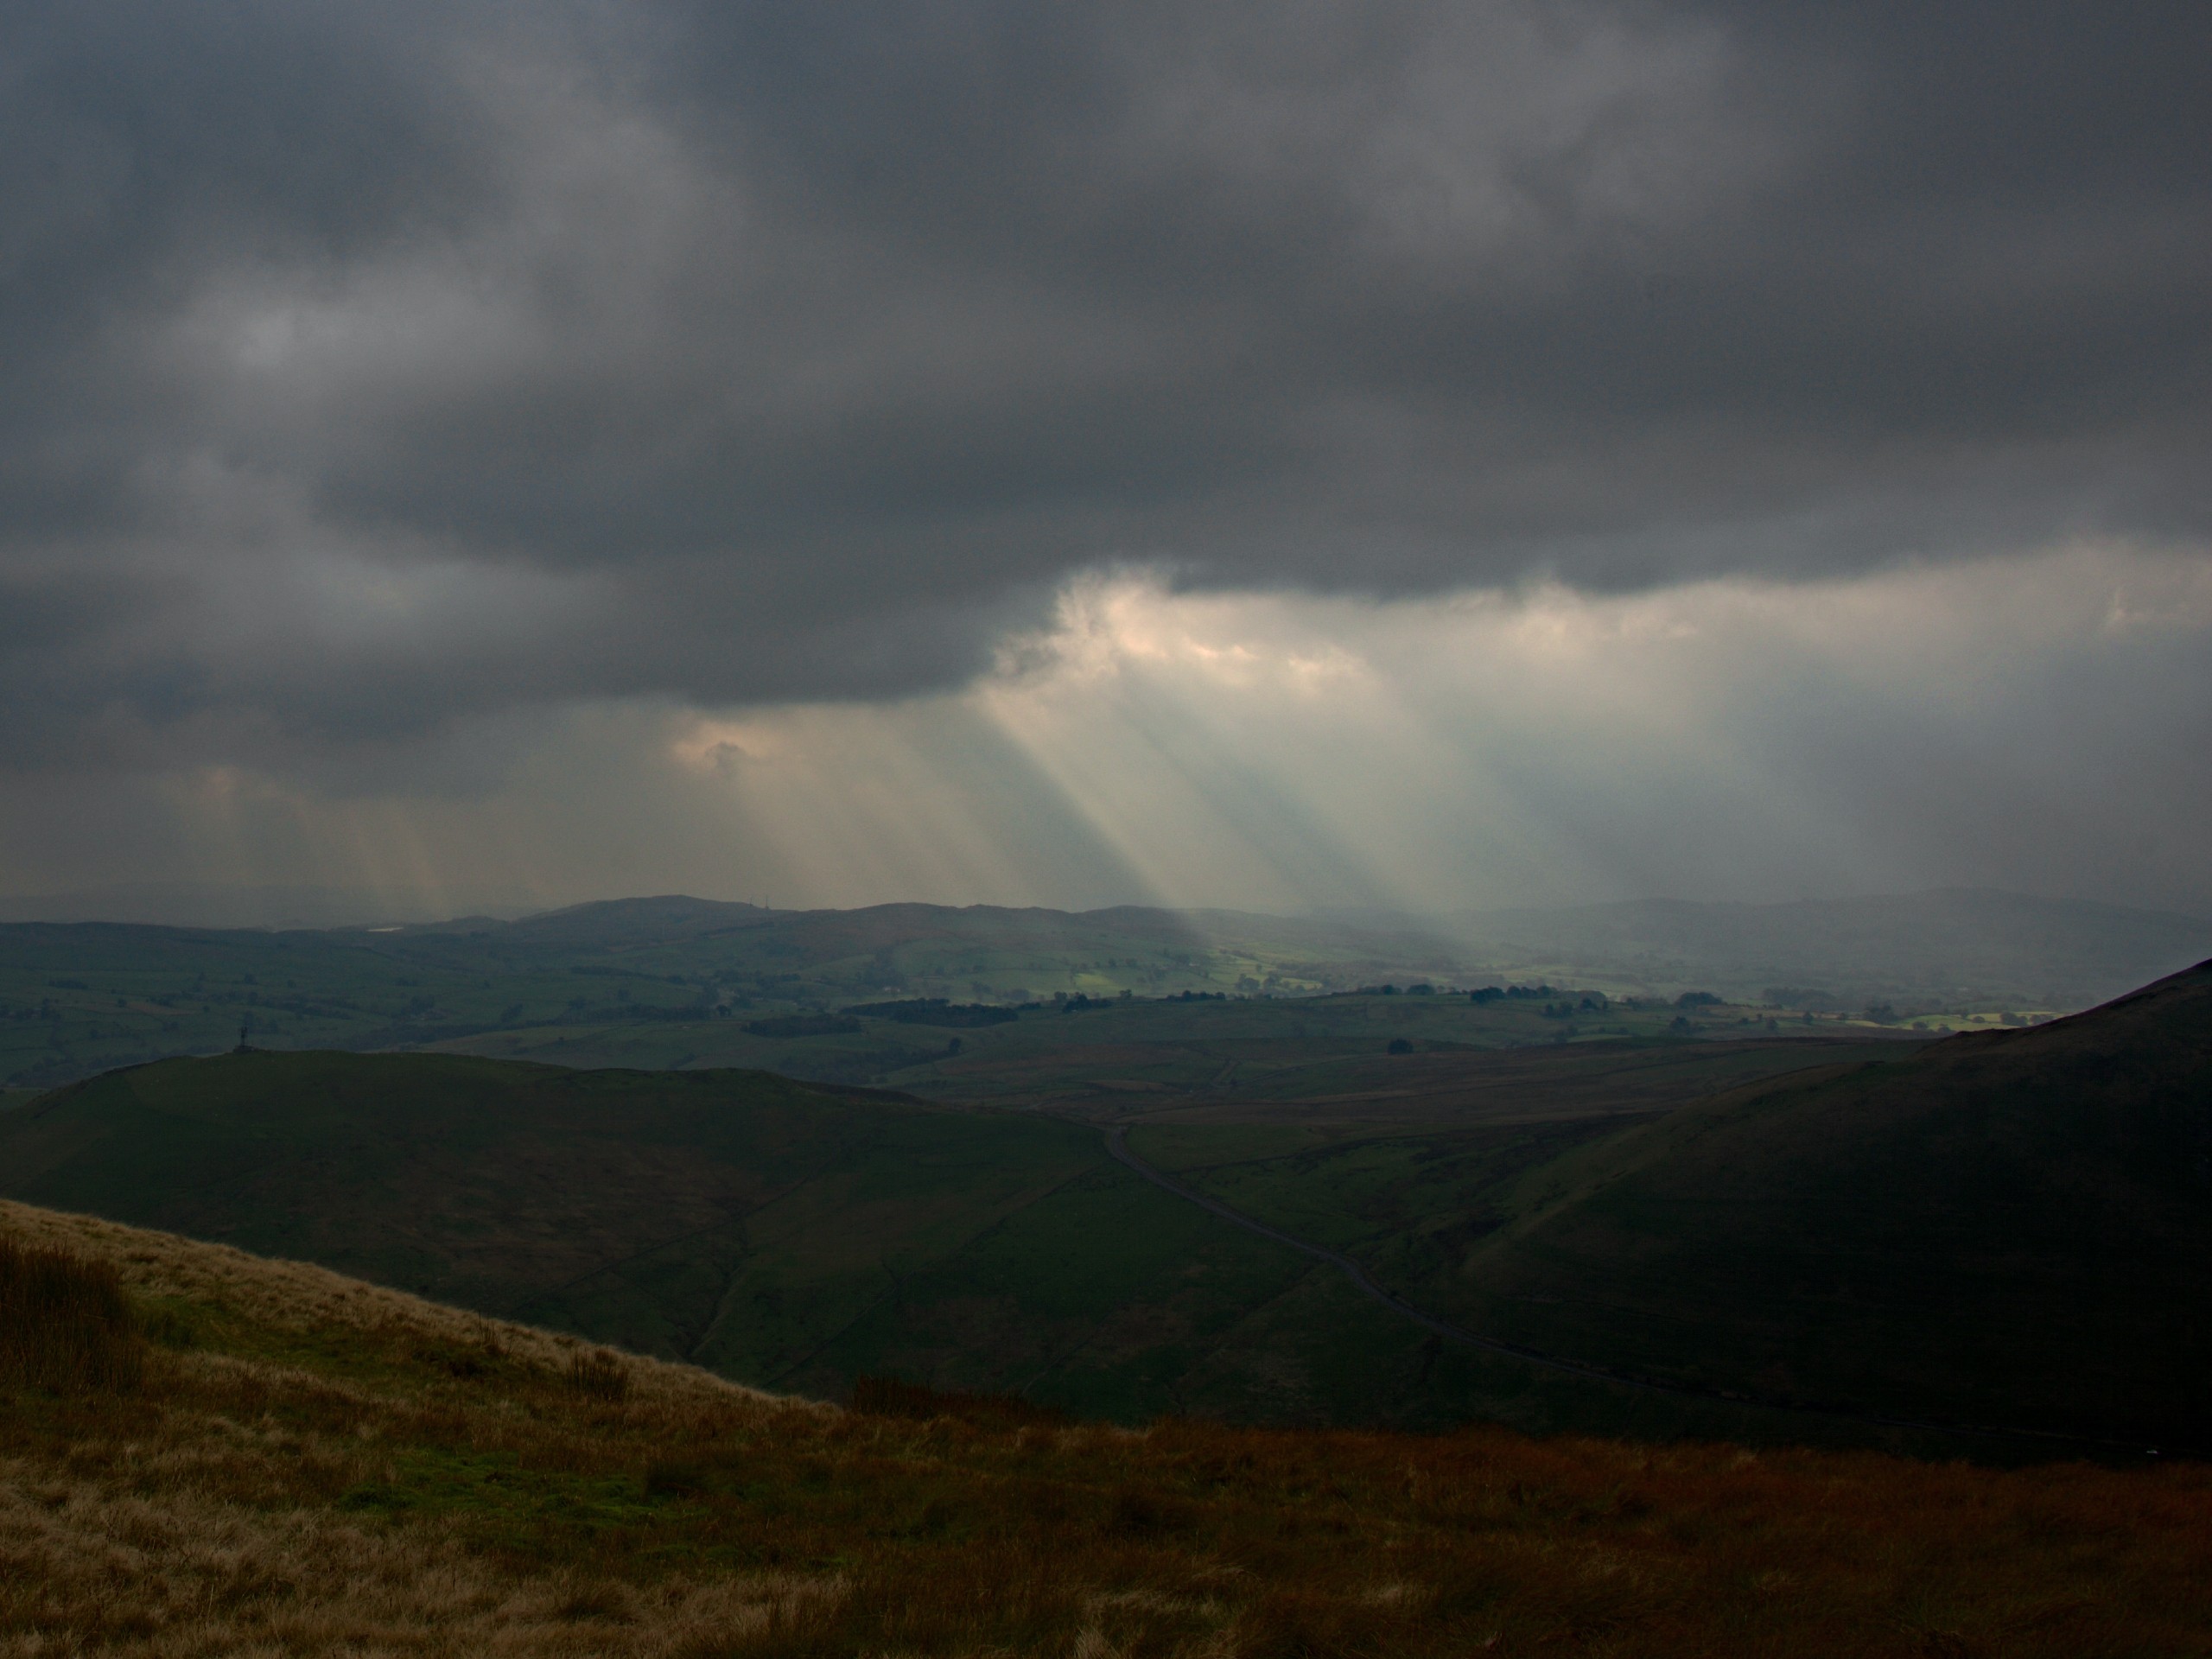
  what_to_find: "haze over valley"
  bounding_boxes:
[3,887,2206,1093]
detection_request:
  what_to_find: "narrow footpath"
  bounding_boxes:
[1099,1124,2171,1456]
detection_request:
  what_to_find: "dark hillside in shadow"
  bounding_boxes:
[1436,960,2212,1444]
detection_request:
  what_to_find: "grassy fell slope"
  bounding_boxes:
[0,1054,1196,1402]
[6,1052,1548,1429]
[0,1046,2109,1453]
[1437,960,2212,1442]
[5,1199,2212,1657]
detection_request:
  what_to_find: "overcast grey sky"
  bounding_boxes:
[2,1,2206,918]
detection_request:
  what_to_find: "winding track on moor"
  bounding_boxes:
[1100,1124,2176,1458]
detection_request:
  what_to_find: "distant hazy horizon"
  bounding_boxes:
[3,880,2205,938]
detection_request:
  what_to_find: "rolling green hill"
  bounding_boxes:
[0,1050,1720,1439]
[1391,960,2212,1444]
[0,1052,1265,1420]
[0,1046,2029,1454]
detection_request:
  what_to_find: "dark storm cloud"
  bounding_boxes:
[0,0,2206,759]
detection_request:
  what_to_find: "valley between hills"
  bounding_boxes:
[2,903,2209,1653]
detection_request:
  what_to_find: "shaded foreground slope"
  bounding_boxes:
[1436,960,2212,1443]
[5,1200,2211,1657]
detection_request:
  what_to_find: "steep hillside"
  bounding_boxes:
[1428,960,2212,1443]
[0,1052,1311,1420]
[3,1051,1715,1438]
[4,1198,2209,1656]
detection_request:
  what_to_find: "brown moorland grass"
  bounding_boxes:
[3,1198,2209,1656]
[0,1232,143,1393]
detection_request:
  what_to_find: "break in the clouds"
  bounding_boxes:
[3,543,2208,919]
[0,2,2207,911]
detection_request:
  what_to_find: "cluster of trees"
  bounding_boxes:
[1469,983,1562,1004]
[743,1014,861,1038]
[1540,997,1605,1019]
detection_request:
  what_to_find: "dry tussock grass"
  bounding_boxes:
[3,1198,2209,1656]
[0,1201,779,1417]
[0,1473,845,1657]
[0,1233,142,1393]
